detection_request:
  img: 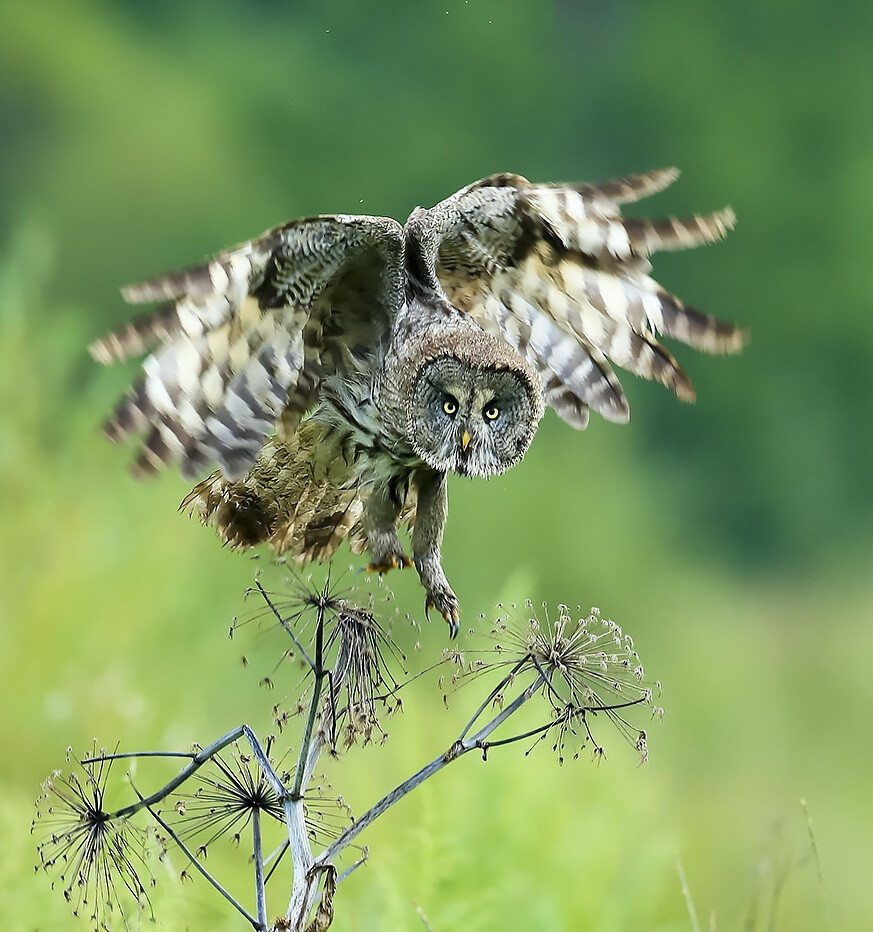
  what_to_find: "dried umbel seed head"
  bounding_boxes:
[33,744,154,929]
[166,742,286,856]
[240,567,409,751]
[457,601,662,763]
[325,606,406,749]
[238,569,355,645]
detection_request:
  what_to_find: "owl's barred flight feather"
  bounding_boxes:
[91,168,744,633]
[92,216,404,479]
[413,168,744,429]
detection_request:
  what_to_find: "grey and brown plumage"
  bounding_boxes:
[91,168,745,634]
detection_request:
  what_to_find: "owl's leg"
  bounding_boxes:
[411,468,460,638]
[363,478,414,574]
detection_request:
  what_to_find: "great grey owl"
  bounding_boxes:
[90,168,744,635]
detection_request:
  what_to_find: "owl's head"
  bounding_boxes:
[406,333,545,479]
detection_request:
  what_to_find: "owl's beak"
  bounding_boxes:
[460,430,472,452]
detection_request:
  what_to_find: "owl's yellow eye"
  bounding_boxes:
[484,405,500,421]
[443,399,458,416]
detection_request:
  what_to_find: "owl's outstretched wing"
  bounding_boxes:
[409,168,744,429]
[90,215,404,479]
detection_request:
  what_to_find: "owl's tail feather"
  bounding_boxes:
[180,420,368,564]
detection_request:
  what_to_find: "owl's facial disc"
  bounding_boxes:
[410,357,539,478]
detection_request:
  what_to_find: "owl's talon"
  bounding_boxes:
[425,593,461,639]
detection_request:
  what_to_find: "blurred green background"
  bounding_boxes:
[2,0,871,928]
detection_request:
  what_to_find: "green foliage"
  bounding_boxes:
[2,0,872,928]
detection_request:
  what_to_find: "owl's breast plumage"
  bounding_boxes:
[315,344,424,492]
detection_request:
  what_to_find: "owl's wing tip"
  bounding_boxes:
[120,281,159,304]
[613,167,681,203]
[709,206,737,239]
[88,338,115,365]
[654,166,681,185]
[720,205,737,229]
[720,325,750,355]
[603,405,631,425]
[586,390,630,425]
[101,417,128,443]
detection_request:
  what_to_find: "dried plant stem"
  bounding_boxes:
[457,658,529,740]
[95,725,284,821]
[253,579,316,671]
[284,797,315,930]
[139,792,261,929]
[285,614,330,929]
[252,809,267,930]
[316,671,546,867]
[89,727,287,930]
[38,582,659,932]
[291,616,327,800]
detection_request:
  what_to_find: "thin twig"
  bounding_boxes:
[109,726,248,819]
[317,673,546,866]
[83,751,195,762]
[370,656,446,701]
[240,726,287,799]
[264,839,289,885]
[464,672,546,746]
[457,657,529,739]
[135,788,261,929]
[530,655,568,706]
[336,852,368,884]
[100,726,285,820]
[254,579,316,672]
[480,720,553,749]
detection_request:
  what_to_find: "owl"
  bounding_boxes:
[90,168,744,635]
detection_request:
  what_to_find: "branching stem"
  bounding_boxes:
[102,726,282,820]
[285,609,330,928]
[316,671,546,866]
[458,657,529,739]
[291,611,327,801]
[137,790,261,929]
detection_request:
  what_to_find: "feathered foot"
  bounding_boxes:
[365,554,415,573]
[365,528,415,576]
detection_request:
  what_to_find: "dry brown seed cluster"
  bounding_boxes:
[33,744,154,929]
